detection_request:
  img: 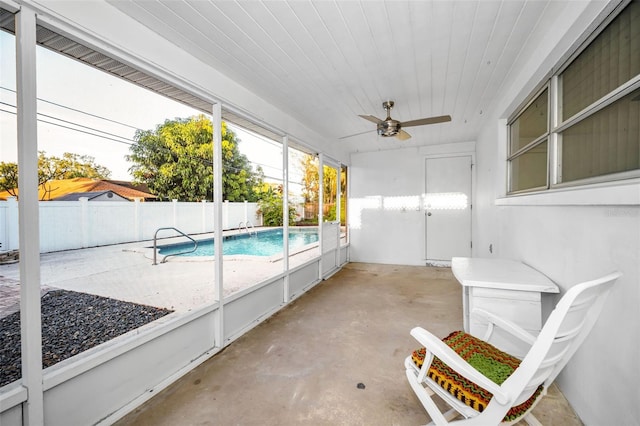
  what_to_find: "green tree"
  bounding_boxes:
[299,155,345,205]
[39,152,111,181]
[257,184,296,226]
[300,154,320,204]
[298,155,346,222]
[128,115,263,202]
[38,151,111,200]
[0,152,111,199]
[0,162,19,197]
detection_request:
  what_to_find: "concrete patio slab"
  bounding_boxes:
[114,263,581,426]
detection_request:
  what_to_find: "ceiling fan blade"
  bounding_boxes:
[400,115,452,128]
[359,114,384,124]
[396,129,412,141]
[338,129,376,140]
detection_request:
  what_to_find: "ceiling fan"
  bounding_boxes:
[357,101,451,140]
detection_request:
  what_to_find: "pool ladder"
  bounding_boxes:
[153,227,198,265]
[238,220,257,236]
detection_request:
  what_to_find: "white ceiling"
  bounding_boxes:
[106,0,564,153]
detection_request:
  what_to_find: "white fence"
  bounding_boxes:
[0,197,261,253]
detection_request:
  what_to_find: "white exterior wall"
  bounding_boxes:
[470,2,640,425]
[349,148,425,265]
[349,142,474,265]
[348,2,640,424]
[475,165,640,426]
[475,138,640,425]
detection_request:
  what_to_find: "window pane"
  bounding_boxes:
[289,146,320,264]
[561,87,640,183]
[510,88,548,154]
[322,164,338,222]
[561,1,640,120]
[299,153,320,226]
[509,140,548,192]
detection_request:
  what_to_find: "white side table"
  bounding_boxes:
[451,257,559,357]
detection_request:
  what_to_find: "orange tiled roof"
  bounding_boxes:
[0,178,156,201]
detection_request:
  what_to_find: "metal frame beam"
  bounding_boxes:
[212,102,224,346]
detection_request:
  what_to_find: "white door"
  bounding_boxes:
[425,155,472,261]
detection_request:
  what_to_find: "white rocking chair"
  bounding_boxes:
[405,271,621,425]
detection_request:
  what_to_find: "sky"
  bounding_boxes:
[0,30,303,193]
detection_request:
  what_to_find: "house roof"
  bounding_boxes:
[52,190,129,202]
[0,178,157,201]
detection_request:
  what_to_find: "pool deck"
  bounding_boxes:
[0,228,322,317]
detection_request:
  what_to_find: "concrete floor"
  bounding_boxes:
[115,263,581,426]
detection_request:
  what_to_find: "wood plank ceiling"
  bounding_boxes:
[107,0,562,153]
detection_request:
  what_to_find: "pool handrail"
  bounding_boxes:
[246,220,257,236]
[153,227,198,265]
[239,220,257,236]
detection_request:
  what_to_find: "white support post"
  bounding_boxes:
[213,102,224,346]
[243,200,248,224]
[134,198,141,241]
[7,196,19,250]
[282,135,290,302]
[223,200,229,230]
[336,168,341,225]
[16,6,44,424]
[80,197,89,248]
[336,165,341,266]
[345,167,350,257]
[172,199,178,228]
[201,200,207,233]
[0,201,6,252]
[318,153,324,280]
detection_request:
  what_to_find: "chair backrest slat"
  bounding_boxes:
[508,272,621,399]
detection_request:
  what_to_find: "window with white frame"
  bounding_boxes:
[508,1,639,194]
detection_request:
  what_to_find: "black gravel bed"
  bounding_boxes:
[0,290,173,387]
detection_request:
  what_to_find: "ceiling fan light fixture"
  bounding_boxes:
[377,120,400,137]
[378,129,397,137]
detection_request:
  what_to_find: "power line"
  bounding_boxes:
[0,88,314,163]
[0,101,134,143]
[0,88,310,164]
[229,123,284,149]
[0,106,136,146]
[0,102,307,184]
[0,86,142,131]
[0,107,275,175]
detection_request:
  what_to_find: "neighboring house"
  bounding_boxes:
[0,177,156,201]
[102,180,155,196]
[52,190,129,202]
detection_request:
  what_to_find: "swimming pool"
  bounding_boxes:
[158,228,319,257]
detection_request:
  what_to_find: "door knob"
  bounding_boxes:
[427,212,432,216]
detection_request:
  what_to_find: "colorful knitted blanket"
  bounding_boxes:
[411,331,542,422]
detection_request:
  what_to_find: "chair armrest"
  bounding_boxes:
[410,327,511,405]
[471,308,537,346]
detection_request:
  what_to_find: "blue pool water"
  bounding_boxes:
[158,228,318,257]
